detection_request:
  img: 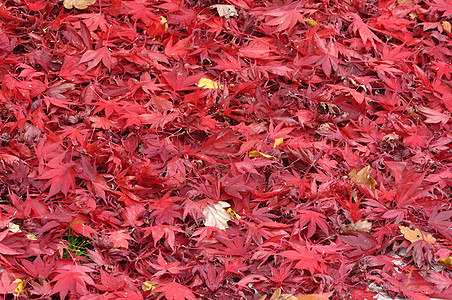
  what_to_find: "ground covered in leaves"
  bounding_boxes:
[0,0,451,299]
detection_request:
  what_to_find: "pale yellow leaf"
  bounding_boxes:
[210,4,238,18]
[202,201,232,230]
[8,223,21,233]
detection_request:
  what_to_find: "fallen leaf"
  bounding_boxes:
[227,208,242,219]
[142,281,157,291]
[341,220,372,234]
[12,279,24,297]
[273,138,284,148]
[399,226,436,244]
[297,294,329,300]
[348,166,377,194]
[211,4,238,18]
[196,78,223,89]
[437,257,452,268]
[63,0,96,10]
[108,230,132,248]
[202,201,232,230]
[249,150,278,160]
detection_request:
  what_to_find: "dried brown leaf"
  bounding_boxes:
[63,0,96,10]
[399,226,436,244]
[348,166,377,194]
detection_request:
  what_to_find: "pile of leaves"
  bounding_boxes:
[0,0,451,299]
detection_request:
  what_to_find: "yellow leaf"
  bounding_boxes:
[399,226,436,244]
[437,257,452,268]
[227,208,242,219]
[13,279,24,297]
[142,281,157,291]
[63,0,96,10]
[8,223,21,233]
[348,166,377,194]
[249,150,278,160]
[273,138,284,148]
[160,16,168,31]
[304,18,318,26]
[197,78,223,89]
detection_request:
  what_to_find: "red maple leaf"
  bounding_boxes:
[38,154,77,199]
[51,265,95,299]
[149,252,185,278]
[430,0,452,17]
[281,243,327,274]
[78,46,116,72]
[296,209,330,238]
[109,230,132,249]
[350,13,382,46]
[152,281,196,300]
[264,9,305,33]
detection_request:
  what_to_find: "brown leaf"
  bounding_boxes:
[348,166,377,194]
[399,226,436,244]
[63,0,96,10]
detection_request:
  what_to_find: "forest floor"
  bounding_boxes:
[0,0,451,299]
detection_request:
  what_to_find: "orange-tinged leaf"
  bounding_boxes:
[348,166,377,194]
[437,257,452,267]
[399,226,436,244]
[297,294,329,300]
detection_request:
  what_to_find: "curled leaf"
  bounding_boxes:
[249,150,278,160]
[348,166,377,194]
[211,4,238,18]
[341,220,372,234]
